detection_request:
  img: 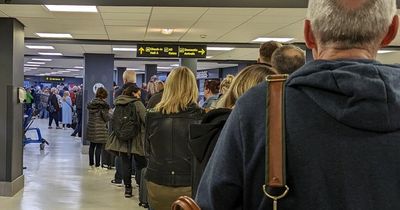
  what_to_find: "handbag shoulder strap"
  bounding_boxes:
[263,75,289,204]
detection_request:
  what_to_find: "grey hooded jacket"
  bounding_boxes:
[196,60,400,210]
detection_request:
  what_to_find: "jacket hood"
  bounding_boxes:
[287,59,400,132]
[114,95,138,105]
[87,98,109,110]
[190,108,231,162]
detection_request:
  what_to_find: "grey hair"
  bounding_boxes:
[271,45,305,74]
[307,0,397,49]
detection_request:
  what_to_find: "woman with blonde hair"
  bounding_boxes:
[189,64,277,195]
[61,91,73,129]
[145,66,204,210]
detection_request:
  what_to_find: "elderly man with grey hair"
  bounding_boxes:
[196,0,400,209]
[271,45,305,74]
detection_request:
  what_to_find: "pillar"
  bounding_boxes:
[117,67,126,87]
[0,18,25,197]
[83,54,114,148]
[180,58,197,77]
[145,64,157,84]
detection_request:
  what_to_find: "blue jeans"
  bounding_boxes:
[40,108,49,119]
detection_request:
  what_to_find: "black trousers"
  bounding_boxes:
[71,109,82,137]
[121,154,133,187]
[48,111,59,127]
[89,142,103,167]
[133,154,147,186]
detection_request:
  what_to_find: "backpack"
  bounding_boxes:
[111,100,140,142]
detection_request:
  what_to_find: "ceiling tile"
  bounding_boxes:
[0,5,54,18]
[73,34,109,40]
[106,26,146,40]
[206,8,265,16]
[101,13,150,21]
[103,19,147,27]
[257,8,306,17]
[98,6,152,13]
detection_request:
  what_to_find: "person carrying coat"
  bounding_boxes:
[86,87,111,170]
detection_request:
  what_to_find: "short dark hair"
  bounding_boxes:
[96,87,108,99]
[205,80,220,94]
[259,41,283,64]
[272,45,305,74]
[123,85,141,96]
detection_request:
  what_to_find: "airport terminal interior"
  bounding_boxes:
[1,0,400,210]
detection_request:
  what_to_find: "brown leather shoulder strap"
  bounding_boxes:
[264,74,289,198]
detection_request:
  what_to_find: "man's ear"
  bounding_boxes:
[304,20,317,50]
[381,15,399,47]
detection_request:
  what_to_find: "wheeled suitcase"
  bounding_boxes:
[138,168,149,208]
[101,147,115,169]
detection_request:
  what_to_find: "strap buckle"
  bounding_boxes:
[263,185,289,201]
[266,74,289,82]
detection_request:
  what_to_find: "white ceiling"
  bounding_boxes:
[0,5,399,77]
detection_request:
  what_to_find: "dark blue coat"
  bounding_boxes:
[196,60,400,210]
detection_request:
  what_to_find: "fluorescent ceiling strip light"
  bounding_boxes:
[127,68,141,71]
[24,67,38,70]
[36,33,73,38]
[58,70,71,73]
[113,48,137,52]
[252,37,295,43]
[39,74,46,76]
[24,64,40,67]
[45,5,98,13]
[378,50,394,54]
[26,45,55,50]
[74,66,84,69]
[66,69,81,72]
[32,58,52,62]
[206,56,213,59]
[27,62,45,65]
[207,47,235,51]
[170,64,179,67]
[157,67,172,69]
[38,52,63,56]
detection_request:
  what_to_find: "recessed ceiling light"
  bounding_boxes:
[27,62,45,65]
[74,66,84,69]
[45,5,98,13]
[252,37,295,43]
[38,52,63,56]
[161,29,174,35]
[24,64,40,67]
[207,47,235,51]
[170,64,179,67]
[24,67,38,70]
[36,33,73,38]
[32,58,52,62]
[113,48,137,52]
[127,68,141,71]
[58,70,71,73]
[26,45,55,50]
[157,67,172,69]
[378,50,394,54]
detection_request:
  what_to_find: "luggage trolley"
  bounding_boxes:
[23,108,49,150]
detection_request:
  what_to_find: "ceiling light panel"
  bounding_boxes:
[207,47,235,51]
[24,64,40,67]
[252,37,295,43]
[38,52,63,56]
[27,62,45,65]
[66,69,81,72]
[113,48,137,52]
[26,45,55,50]
[161,29,174,35]
[32,58,52,62]
[36,33,73,38]
[45,5,98,13]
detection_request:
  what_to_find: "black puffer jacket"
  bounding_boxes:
[145,104,204,187]
[86,98,111,144]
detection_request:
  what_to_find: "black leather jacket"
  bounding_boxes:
[145,104,204,187]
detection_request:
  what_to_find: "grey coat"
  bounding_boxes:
[106,95,146,156]
[86,98,111,144]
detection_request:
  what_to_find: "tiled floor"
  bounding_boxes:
[0,119,144,210]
